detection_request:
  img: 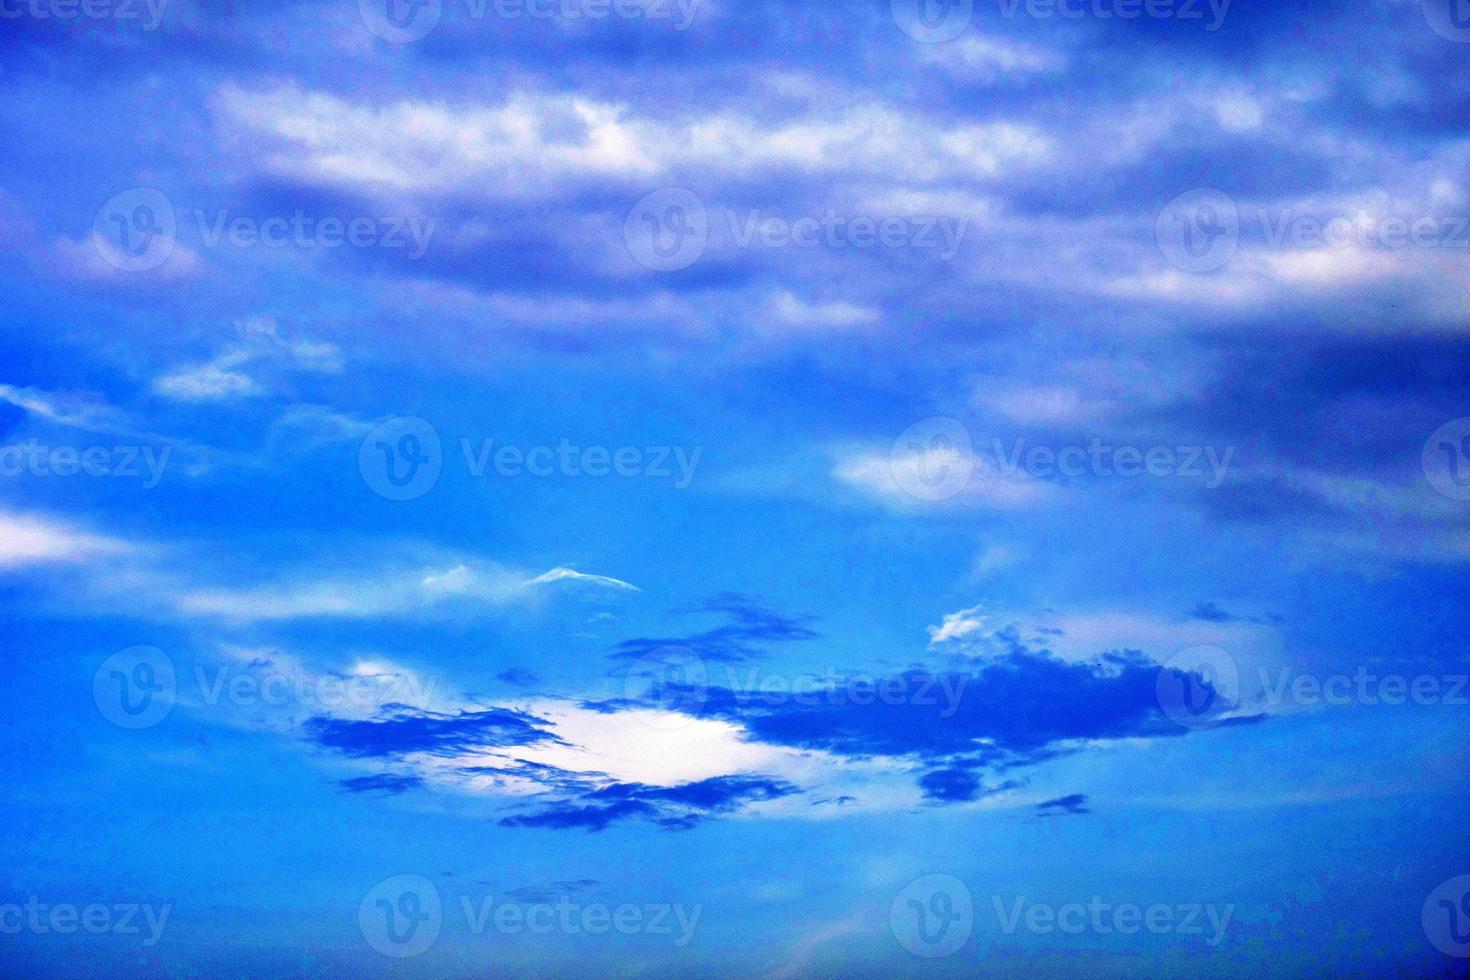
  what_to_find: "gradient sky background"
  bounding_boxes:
[3,0,1470,976]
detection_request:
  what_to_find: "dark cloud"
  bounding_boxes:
[611,592,818,663]
[696,655,1181,758]
[1037,794,1091,816]
[500,775,799,832]
[919,768,1021,804]
[1190,602,1283,626]
[596,651,1263,803]
[305,705,562,759]
[1191,601,1243,623]
[504,880,601,903]
[496,667,542,686]
[337,773,425,796]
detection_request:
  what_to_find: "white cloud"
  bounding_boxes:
[761,291,878,331]
[214,84,1051,203]
[833,445,1054,511]
[526,567,641,591]
[154,317,344,403]
[173,561,636,621]
[154,351,263,403]
[928,604,988,645]
[922,34,1065,84]
[978,385,1108,426]
[0,511,130,569]
[928,602,1282,667]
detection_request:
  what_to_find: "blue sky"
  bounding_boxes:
[3,0,1470,975]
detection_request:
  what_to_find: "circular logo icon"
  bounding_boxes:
[359,417,442,501]
[1424,0,1470,42]
[890,875,973,958]
[92,189,177,273]
[359,874,442,958]
[1423,418,1470,502]
[624,188,708,272]
[890,417,975,502]
[1156,645,1241,730]
[1424,875,1470,957]
[360,0,442,42]
[93,646,176,730]
[621,646,708,729]
[891,0,974,44]
[1156,189,1240,273]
